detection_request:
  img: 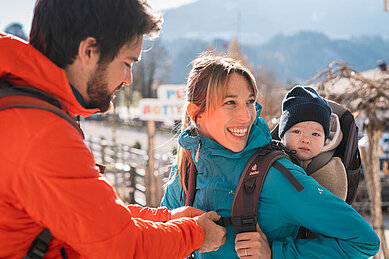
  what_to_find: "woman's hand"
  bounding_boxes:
[235,224,271,258]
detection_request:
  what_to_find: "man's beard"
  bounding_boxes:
[86,62,117,113]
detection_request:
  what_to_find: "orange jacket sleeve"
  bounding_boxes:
[10,112,204,259]
[127,205,171,222]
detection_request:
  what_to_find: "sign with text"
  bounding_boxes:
[157,84,185,101]
[138,99,183,121]
[139,84,185,121]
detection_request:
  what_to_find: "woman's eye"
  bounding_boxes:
[124,62,132,68]
[224,100,235,105]
[312,132,321,137]
[247,99,255,104]
[292,130,300,134]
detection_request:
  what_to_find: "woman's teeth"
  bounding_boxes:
[227,128,247,137]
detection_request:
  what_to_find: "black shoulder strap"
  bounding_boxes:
[21,228,68,259]
[305,149,336,175]
[229,148,304,234]
[22,228,52,259]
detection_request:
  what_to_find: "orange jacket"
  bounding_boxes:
[0,33,204,259]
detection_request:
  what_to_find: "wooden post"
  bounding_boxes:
[101,136,106,165]
[364,122,388,259]
[385,0,389,11]
[128,167,136,204]
[146,120,156,207]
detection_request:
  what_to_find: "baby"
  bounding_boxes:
[278,86,347,200]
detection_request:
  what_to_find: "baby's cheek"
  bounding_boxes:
[284,140,296,151]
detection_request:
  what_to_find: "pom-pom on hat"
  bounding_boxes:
[278,85,332,139]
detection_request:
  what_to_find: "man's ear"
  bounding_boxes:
[187,103,201,123]
[77,37,100,66]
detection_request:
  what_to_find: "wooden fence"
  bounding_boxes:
[84,135,172,207]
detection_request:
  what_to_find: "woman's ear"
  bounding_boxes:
[187,103,201,123]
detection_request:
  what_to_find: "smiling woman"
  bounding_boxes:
[161,53,270,258]
[188,72,256,153]
[161,52,380,259]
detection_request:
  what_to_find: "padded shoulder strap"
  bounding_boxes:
[305,149,336,175]
[0,85,84,138]
[184,162,197,206]
[231,149,304,234]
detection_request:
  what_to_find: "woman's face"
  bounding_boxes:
[198,73,257,152]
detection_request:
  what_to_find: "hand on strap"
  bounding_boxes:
[235,224,271,258]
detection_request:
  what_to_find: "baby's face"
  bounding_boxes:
[282,121,325,161]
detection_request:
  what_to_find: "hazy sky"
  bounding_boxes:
[0,0,197,33]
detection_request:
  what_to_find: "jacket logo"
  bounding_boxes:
[249,164,260,175]
[249,170,260,176]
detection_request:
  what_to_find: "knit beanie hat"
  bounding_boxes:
[278,85,332,139]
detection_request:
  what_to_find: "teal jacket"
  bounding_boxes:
[161,106,380,258]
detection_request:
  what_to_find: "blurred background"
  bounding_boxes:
[2,2,389,254]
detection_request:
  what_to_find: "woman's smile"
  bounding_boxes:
[227,127,248,137]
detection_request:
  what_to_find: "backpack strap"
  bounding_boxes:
[296,226,321,239]
[229,148,304,234]
[184,162,198,206]
[304,149,336,175]
[21,228,68,259]
[272,161,304,191]
[183,145,304,234]
[22,228,52,259]
[0,83,84,138]
[0,82,76,258]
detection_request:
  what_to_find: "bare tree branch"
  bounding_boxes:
[307,62,389,258]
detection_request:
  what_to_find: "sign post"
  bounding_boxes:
[138,84,185,206]
[146,120,156,206]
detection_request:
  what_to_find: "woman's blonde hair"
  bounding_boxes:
[175,52,258,194]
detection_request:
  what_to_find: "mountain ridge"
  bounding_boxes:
[160,0,389,44]
[161,31,389,83]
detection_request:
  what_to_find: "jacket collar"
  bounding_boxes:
[0,33,99,117]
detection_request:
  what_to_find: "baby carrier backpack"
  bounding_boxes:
[184,100,361,237]
[271,100,362,205]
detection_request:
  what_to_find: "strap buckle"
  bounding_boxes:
[231,215,257,233]
[26,239,49,258]
[23,228,52,259]
[232,215,257,227]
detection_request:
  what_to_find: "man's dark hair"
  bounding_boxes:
[30,0,162,68]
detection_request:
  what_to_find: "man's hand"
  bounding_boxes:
[171,206,206,219]
[195,211,227,253]
[235,224,271,258]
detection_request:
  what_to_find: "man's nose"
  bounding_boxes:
[123,69,133,85]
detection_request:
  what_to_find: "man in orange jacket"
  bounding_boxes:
[0,0,226,258]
